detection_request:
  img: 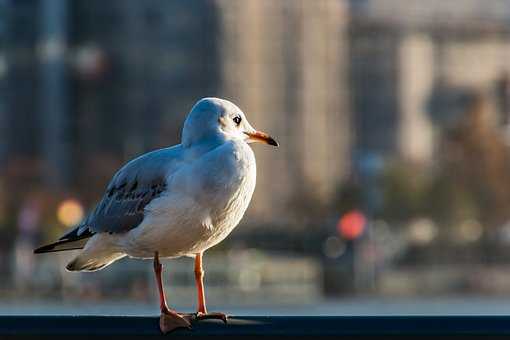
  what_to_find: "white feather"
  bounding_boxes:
[67,98,264,269]
[121,141,256,258]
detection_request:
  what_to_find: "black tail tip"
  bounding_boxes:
[34,244,54,254]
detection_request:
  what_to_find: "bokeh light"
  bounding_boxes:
[408,218,437,245]
[456,219,483,244]
[323,236,347,259]
[57,199,84,227]
[337,210,366,240]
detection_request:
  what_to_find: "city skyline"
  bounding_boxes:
[2,0,510,231]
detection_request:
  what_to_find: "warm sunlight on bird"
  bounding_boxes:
[35,98,278,333]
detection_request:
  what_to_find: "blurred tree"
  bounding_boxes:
[334,179,364,216]
[376,91,510,242]
[379,162,430,223]
[433,93,510,230]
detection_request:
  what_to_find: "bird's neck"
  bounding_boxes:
[183,134,227,154]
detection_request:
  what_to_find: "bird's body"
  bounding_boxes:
[65,140,255,269]
[120,139,256,259]
[34,97,277,333]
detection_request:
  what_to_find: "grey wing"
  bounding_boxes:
[60,150,174,240]
[86,171,167,234]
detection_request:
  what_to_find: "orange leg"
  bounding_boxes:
[194,252,207,314]
[153,252,191,333]
[193,252,227,323]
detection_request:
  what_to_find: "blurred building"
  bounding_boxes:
[0,0,8,168]
[3,0,41,173]
[3,0,353,230]
[68,0,221,201]
[350,0,510,166]
[217,0,352,226]
[3,0,510,233]
[3,0,221,203]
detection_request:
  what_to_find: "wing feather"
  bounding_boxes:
[61,146,183,240]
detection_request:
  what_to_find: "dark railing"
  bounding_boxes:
[2,315,510,338]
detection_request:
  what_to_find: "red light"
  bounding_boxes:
[337,210,366,240]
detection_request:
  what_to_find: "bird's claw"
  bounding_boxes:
[159,309,192,334]
[193,311,228,324]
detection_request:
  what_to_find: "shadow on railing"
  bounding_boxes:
[2,315,510,338]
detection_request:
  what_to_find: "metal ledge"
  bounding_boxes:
[2,315,510,338]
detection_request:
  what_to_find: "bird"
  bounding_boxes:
[34,97,278,333]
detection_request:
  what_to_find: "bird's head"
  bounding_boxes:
[182,97,278,148]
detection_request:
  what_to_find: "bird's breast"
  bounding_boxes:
[209,143,256,226]
[195,142,256,248]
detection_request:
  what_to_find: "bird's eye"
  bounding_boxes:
[233,116,242,126]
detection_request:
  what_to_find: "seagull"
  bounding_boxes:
[34,97,278,333]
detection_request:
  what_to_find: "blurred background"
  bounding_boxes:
[3,0,510,315]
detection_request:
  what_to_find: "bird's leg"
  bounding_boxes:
[195,252,207,314]
[192,252,228,323]
[154,252,170,313]
[153,252,191,333]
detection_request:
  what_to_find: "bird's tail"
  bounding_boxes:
[66,251,125,272]
[35,233,125,272]
[65,234,126,272]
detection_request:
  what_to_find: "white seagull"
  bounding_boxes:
[34,97,278,333]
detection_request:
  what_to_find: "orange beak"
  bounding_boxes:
[244,131,279,147]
